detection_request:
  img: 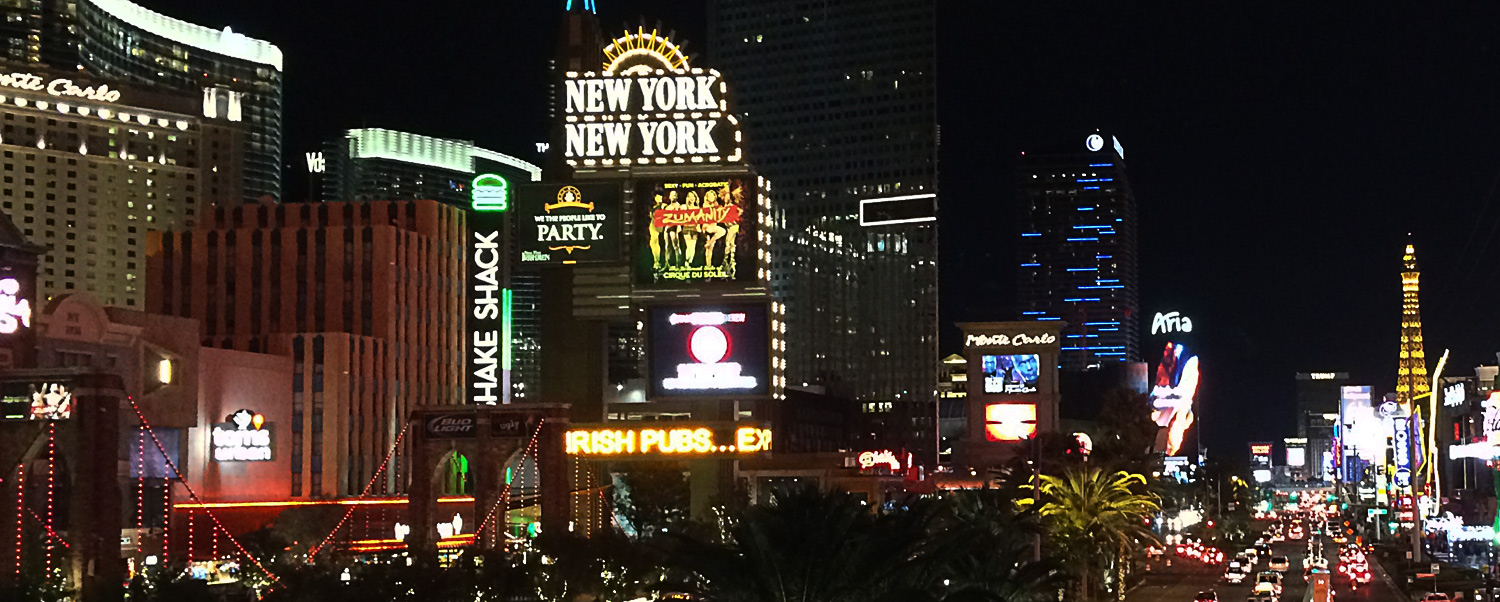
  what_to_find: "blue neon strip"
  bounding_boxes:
[1099,178,1114,182]
[1096,255,1112,259]
[1077,285,1124,290]
[1074,225,1110,229]
[1083,186,1100,190]
[1021,233,1042,237]
[1098,328,1119,332]
[1067,237,1099,242]
[1084,322,1119,326]
[1066,267,1098,272]
[1096,352,1126,357]
[1066,335,1083,339]
[1063,298,1102,302]
[1036,317,1061,321]
[1097,279,1119,283]
[1076,178,1099,183]
[1022,311,1045,315]
[1020,263,1040,267]
[1089,163,1113,167]
[1077,207,1095,211]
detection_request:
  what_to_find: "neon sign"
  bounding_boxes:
[0,277,31,334]
[1392,417,1411,488]
[471,174,510,212]
[562,68,742,166]
[212,409,271,462]
[28,383,69,420]
[857,450,904,471]
[518,182,621,264]
[984,403,1037,442]
[1443,383,1466,407]
[1150,311,1193,335]
[1086,134,1104,152]
[0,72,121,103]
[965,333,1057,348]
[468,225,510,404]
[305,151,325,174]
[564,424,772,456]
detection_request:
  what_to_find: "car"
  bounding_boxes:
[1255,573,1283,596]
[1269,556,1290,572]
[1422,595,1451,602]
[1196,591,1219,602]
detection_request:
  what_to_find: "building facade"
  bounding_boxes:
[145,199,466,497]
[0,64,243,308]
[0,0,282,202]
[1016,132,1141,370]
[707,0,940,464]
[319,128,542,400]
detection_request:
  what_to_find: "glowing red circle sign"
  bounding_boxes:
[688,325,730,364]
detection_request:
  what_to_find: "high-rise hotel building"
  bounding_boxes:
[0,0,282,202]
[0,65,243,308]
[1016,132,1140,370]
[708,0,940,463]
[146,200,465,497]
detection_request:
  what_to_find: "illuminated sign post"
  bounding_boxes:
[564,423,772,457]
[468,174,511,405]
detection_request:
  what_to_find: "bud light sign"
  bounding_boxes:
[426,413,477,439]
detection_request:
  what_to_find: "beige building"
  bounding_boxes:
[0,63,243,308]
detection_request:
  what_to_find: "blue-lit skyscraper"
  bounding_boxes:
[1015,131,1140,370]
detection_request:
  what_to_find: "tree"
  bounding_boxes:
[666,486,945,602]
[1038,468,1161,602]
[1092,388,1161,475]
[929,489,1067,602]
[613,461,690,538]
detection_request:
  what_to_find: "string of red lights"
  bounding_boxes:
[305,421,411,560]
[471,418,546,544]
[127,397,282,587]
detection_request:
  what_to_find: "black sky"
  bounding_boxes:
[144,1,1500,455]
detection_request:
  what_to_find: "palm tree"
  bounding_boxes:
[1038,467,1160,602]
[928,489,1067,602]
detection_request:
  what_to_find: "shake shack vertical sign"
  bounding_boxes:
[426,413,478,439]
[516,182,623,264]
[468,207,510,405]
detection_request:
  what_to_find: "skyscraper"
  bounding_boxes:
[1016,132,1141,370]
[0,0,283,202]
[0,65,244,308]
[1397,241,1429,405]
[707,0,940,464]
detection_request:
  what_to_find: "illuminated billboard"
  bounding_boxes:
[982,354,1039,394]
[648,303,769,399]
[212,410,272,462]
[1150,342,1199,455]
[1339,385,1382,461]
[637,176,757,286]
[564,423,771,457]
[516,182,622,264]
[984,403,1037,442]
[561,69,742,167]
[468,197,510,405]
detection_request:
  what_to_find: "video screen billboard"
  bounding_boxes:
[1339,385,1382,461]
[648,303,770,399]
[982,354,1040,394]
[984,403,1037,442]
[637,176,757,286]
[516,182,622,264]
[1150,342,1199,455]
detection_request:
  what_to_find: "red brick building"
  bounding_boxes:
[146,200,466,498]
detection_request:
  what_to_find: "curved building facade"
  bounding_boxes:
[0,0,282,203]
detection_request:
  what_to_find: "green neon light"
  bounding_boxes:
[502,288,513,371]
[472,174,510,212]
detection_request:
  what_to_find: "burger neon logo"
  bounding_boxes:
[471,174,510,212]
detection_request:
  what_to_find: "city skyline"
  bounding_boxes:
[68,0,1500,455]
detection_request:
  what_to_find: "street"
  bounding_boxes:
[1131,538,1409,602]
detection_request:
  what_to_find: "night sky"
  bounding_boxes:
[144,1,1500,455]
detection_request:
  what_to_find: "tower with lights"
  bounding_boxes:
[1396,242,1430,405]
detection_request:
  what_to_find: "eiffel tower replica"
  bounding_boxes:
[1396,241,1430,406]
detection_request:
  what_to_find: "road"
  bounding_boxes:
[1129,535,1409,602]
